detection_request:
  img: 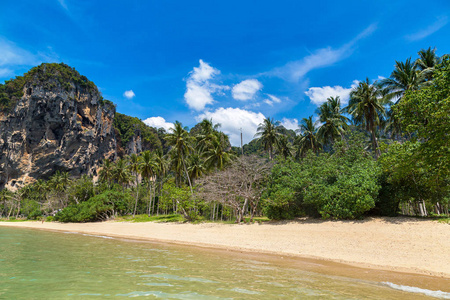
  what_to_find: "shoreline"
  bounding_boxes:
[1,217,449,291]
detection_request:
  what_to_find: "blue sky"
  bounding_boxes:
[1,0,449,145]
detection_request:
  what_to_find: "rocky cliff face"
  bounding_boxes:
[0,63,117,190]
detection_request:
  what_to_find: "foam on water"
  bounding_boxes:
[82,233,114,239]
[383,282,450,299]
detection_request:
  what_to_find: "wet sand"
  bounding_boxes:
[1,217,449,286]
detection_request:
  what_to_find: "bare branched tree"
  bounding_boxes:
[197,156,272,222]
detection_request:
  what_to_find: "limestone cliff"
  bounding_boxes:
[0,63,117,189]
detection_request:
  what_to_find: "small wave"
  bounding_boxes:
[82,233,114,239]
[383,282,450,299]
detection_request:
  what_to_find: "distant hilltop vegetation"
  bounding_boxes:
[0,63,165,190]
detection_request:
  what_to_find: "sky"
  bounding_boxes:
[1,0,450,145]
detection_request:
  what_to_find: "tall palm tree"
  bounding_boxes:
[113,158,131,188]
[47,171,71,208]
[416,47,440,81]
[165,121,194,191]
[154,150,169,215]
[379,58,425,103]
[379,57,427,140]
[347,78,387,158]
[254,117,282,160]
[316,96,349,147]
[48,171,70,192]
[294,116,322,159]
[34,179,48,210]
[196,119,220,148]
[203,138,233,170]
[99,159,114,188]
[187,151,206,185]
[140,150,158,215]
[276,135,293,159]
[129,153,142,216]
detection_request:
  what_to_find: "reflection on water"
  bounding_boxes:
[0,227,446,299]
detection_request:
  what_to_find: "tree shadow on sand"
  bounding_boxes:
[256,216,441,226]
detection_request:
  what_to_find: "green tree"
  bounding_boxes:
[140,150,158,215]
[264,133,380,220]
[316,96,349,147]
[165,121,194,191]
[99,159,114,188]
[276,135,293,159]
[188,151,207,185]
[294,116,322,159]
[203,138,233,170]
[129,153,142,216]
[254,117,282,160]
[113,158,131,188]
[393,57,450,206]
[416,47,441,81]
[380,58,425,103]
[347,78,387,158]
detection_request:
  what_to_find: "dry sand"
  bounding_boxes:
[1,217,449,280]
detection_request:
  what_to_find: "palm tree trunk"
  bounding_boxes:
[147,178,152,217]
[181,154,193,194]
[133,175,139,216]
[369,117,380,159]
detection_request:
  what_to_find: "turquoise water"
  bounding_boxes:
[0,227,445,299]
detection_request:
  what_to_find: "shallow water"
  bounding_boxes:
[0,227,447,299]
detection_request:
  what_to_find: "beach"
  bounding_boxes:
[1,217,449,280]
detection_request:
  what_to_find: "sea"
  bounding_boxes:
[0,226,449,299]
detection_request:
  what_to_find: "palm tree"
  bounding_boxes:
[294,116,322,159]
[379,58,425,103]
[188,151,206,185]
[203,138,233,170]
[196,119,221,149]
[347,78,387,158]
[416,47,440,81]
[316,96,349,147]
[99,159,114,188]
[140,150,158,215]
[129,153,142,216]
[34,179,48,211]
[254,117,282,160]
[154,150,169,215]
[49,171,71,207]
[165,121,194,192]
[113,158,131,188]
[379,58,427,140]
[276,135,293,159]
[48,171,70,192]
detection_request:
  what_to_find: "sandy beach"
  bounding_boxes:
[1,217,449,280]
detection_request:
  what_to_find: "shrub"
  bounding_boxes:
[263,133,381,220]
[55,190,133,222]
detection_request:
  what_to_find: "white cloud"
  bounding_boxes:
[269,24,377,82]
[0,37,60,79]
[305,80,359,106]
[123,90,135,99]
[184,59,228,111]
[196,107,265,146]
[406,16,448,41]
[264,94,282,106]
[0,68,13,77]
[232,79,263,101]
[280,118,299,131]
[143,116,174,131]
[0,38,39,78]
